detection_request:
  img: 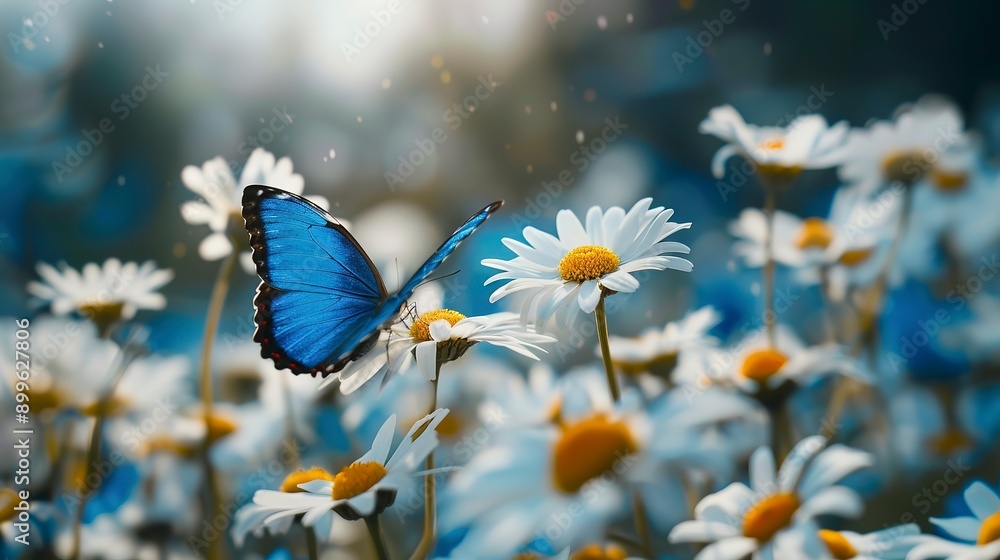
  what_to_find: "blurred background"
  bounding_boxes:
[3,0,1000,558]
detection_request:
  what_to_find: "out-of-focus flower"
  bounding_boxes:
[342,354,522,467]
[54,507,199,560]
[700,105,849,184]
[242,410,450,524]
[669,435,872,559]
[815,524,926,560]
[333,283,553,394]
[681,325,867,394]
[605,305,721,377]
[440,387,649,558]
[838,96,967,195]
[907,481,1000,560]
[730,185,901,300]
[179,148,330,273]
[482,199,692,327]
[27,259,173,333]
[2,317,189,425]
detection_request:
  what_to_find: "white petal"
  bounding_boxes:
[429,319,453,342]
[198,232,233,261]
[416,341,439,381]
[693,537,759,560]
[964,481,1000,520]
[577,280,602,313]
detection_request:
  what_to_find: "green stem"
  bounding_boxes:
[594,295,621,403]
[306,524,319,560]
[853,186,912,357]
[409,370,441,560]
[366,515,390,560]
[762,183,777,347]
[69,346,133,560]
[199,247,238,560]
[631,490,653,559]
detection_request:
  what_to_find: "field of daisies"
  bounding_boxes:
[4,2,1000,560]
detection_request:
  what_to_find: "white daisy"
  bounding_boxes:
[730,185,901,300]
[815,524,927,560]
[679,325,867,394]
[231,466,343,547]
[482,198,692,327]
[605,305,721,377]
[907,481,1000,560]
[240,409,451,526]
[331,283,553,395]
[27,259,173,332]
[439,389,650,559]
[179,147,331,274]
[700,104,849,181]
[837,96,967,195]
[668,435,873,560]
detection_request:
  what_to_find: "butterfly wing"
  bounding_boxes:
[243,185,387,376]
[373,200,504,326]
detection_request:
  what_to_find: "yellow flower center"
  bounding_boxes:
[743,492,800,542]
[839,248,873,267]
[144,436,197,458]
[511,554,541,560]
[205,414,239,444]
[881,150,931,187]
[558,245,620,283]
[409,309,466,343]
[930,169,968,192]
[81,395,131,418]
[78,301,126,336]
[760,138,785,151]
[819,530,858,559]
[927,428,974,455]
[552,414,637,494]
[331,461,388,500]
[795,218,834,250]
[0,488,19,524]
[741,349,789,383]
[570,544,629,560]
[979,511,1000,546]
[280,467,337,493]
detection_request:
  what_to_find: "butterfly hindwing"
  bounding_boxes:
[243,185,386,375]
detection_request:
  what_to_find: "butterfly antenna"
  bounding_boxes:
[414,269,461,290]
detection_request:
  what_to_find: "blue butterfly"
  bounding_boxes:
[242,185,502,377]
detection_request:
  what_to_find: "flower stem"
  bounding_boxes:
[306,524,319,560]
[595,295,621,403]
[366,515,390,560]
[853,186,912,357]
[631,490,653,559]
[762,183,778,347]
[409,370,440,560]
[69,347,133,560]
[199,248,238,560]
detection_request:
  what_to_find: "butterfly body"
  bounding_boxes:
[242,185,501,376]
